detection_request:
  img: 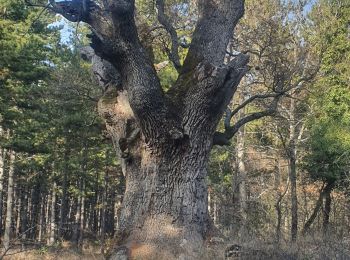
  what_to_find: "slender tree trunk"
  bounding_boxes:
[45,192,51,244]
[289,154,298,242]
[30,181,41,239]
[73,184,82,247]
[3,151,15,250]
[208,188,212,223]
[100,168,108,254]
[274,159,282,244]
[20,187,28,241]
[114,198,122,233]
[59,149,69,240]
[79,182,85,248]
[232,96,247,239]
[289,98,298,243]
[0,147,5,238]
[234,124,247,240]
[15,188,21,237]
[93,170,99,234]
[302,181,335,235]
[213,196,217,227]
[48,182,57,246]
[0,127,4,239]
[323,187,332,237]
[38,199,45,242]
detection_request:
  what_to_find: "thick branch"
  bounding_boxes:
[182,0,245,73]
[156,0,182,72]
[47,0,180,143]
[46,0,113,40]
[178,53,249,136]
[93,1,182,143]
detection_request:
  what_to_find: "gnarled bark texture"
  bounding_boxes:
[52,0,249,259]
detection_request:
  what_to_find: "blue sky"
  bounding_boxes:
[54,0,317,44]
[50,17,73,44]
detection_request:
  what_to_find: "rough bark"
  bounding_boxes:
[53,1,249,258]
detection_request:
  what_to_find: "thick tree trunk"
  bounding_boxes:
[117,144,211,259]
[93,55,246,260]
[3,150,15,250]
[98,81,213,259]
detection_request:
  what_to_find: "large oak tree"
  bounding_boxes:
[25,0,287,258]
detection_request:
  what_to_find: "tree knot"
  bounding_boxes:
[168,127,184,140]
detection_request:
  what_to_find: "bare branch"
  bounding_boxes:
[24,0,49,8]
[230,98,279,136]
[230,92,280,117]
[156,0,182,72]
[213,96,281,146]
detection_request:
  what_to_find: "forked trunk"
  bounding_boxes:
[69,1,249,258]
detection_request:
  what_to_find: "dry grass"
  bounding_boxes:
[2,241,104,260]
[2,233,350,259]
[213,234,350,260]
